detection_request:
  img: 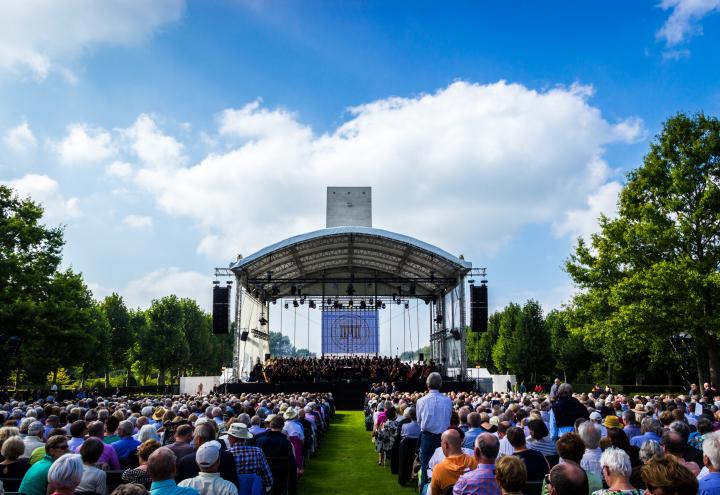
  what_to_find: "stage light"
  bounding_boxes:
[271,299,277,305]
[376,300,382,309]
[360,300,366,309]
[326,298,332,305]
[284,302,289,309]
[293,300,299,308]
[300,297,305,305]
[212,280,220,285]
[348,299,353,307]
[381,303,386,309]
[435,314,443,324]
[259,317,268,326]
[333,300,339,309]
[404,302,409,309]
[309,300,316,309]
[396,298,402,305]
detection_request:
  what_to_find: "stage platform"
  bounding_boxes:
[220,380,476,410]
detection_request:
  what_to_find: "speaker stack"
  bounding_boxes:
[470,283,488,332]
[212,285,231,334]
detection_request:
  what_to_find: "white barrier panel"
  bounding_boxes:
[180,376,220,395]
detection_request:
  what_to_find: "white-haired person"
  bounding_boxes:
[591,447,642,495]
[47,453,84,495]
[579,421,603,479]
[137,425,160,444]
[699,431,720,494]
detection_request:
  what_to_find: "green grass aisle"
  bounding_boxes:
[297,410,418,495]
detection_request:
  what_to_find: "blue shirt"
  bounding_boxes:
[629,431,661,448]
[624,424,641,440]
[112,436,141,458]
[150,478,200,495]
[699,472,720,495]
[548,410,574,440]
[463,428,483,450]
[416,390,453,434]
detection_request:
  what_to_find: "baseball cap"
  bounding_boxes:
[196,440,221,468]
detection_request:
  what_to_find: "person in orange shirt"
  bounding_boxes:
[430,429,478,495]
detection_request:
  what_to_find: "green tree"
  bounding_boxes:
[78,303,112,387]
[467,312,501,371]
[492,303,522,374]
[566,113,720,384]
[180,298,215,375]
[100,293,134,385]
[547,309,592,383]
[144,296,188,385]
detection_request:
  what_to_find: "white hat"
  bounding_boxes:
[589,411,602,421]
[227,423,253,439]
[196,440,221,468]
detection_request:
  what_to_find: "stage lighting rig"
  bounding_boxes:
[293,300,299,308]
[308,300,316,309]
[259,317,268,326]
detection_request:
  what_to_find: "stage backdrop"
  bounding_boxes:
[321,309,379,354]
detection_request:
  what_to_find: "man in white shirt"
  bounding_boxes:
[416,372,453,487]
[178,441,238,495]
[23,421,45,457]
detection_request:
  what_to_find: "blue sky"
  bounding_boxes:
[1,1,719,355]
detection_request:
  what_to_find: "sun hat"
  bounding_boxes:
[227,423,253,439]
[284,408,298,420]
[603,415,622,429]
[152,408,166,421]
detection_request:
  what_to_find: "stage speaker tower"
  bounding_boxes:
[213,285,231,334]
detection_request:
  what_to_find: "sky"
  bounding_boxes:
[1,0,720,355]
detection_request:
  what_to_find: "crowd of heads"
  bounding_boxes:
[366,377,720,495]
[0,390,334,495]
[263,355,436,383]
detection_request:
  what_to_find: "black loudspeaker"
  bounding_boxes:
[212,286,231,334]
[451,329,461,341]
[240,331,249,341]
[264,353,271,361]
[470,284,488,332]
[418,353,425,362]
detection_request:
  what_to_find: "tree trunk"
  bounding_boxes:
[708,339,719,386]
[104,369,110,388]
[158,368,165,386]
[52,369,58,385]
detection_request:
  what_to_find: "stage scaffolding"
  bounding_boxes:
[222,226,474,381]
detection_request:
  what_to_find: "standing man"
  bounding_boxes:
[549,378,561,399]
[416,372,453,488]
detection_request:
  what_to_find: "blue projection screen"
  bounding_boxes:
[321,309,379,355]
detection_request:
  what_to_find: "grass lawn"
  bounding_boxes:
[297,410,418,495]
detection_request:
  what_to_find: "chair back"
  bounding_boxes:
[544,454,559,467]
[104,470,124,493]
[397,437,418,486]
[265,456,293,495]
[0,478,22,491]
[522,479,543,495]
[443,484,455,495]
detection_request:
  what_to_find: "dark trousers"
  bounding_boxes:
[418,431,442,487]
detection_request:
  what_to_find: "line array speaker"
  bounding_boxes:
[212,285,231,334]
[240,330,249,342]
[470,284,488,332]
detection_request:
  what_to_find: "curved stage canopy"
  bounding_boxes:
[230,226,472,298]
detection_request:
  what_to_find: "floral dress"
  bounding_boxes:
[375,419,398,453]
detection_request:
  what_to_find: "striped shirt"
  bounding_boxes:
[227,445,273,488]
[453,463,501,495]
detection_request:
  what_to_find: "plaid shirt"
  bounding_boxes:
[453,463,501,495]
[228,444,273,488]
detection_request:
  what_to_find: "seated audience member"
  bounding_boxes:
[112,421,141,459]
[700,431,720,495]
[592,447,641,495]
[47,453,85,495]
[0,436,30,478]
[178,441,237,495]
[629,418,662,449]
[23,421,45,457]
[77,438,108,495]
[668,420,704,467]
[641,457,697,495]
[463,412,484,450]
[88,421,121,470]
[401,407,420,439]
[622,411,641,441]
[375,406,398,465]
[147,447,199,495]
[661,431,700,476]
[578,422,603,478]
[176,423,238,487]
[110,484,149,495]
[497,422,514,458]
[226,423,273,490]
[248,416,266,437]
[254,415,297,472]
[551,432,601,495]
[137,425,160,444]
[19,435,69,495]
[526,419,557,457]
[495,455,527,495]
[507,426,549,482]
[430,429,478,495]
[69,420,88,452]
[547,462,589,495]
[104,416,121,445]
[453,433,501,495]
[607,428,640,467]
[167,425,194,462]
[122,440,161,486]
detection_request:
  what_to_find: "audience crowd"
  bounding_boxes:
[367,375,720,495]
[263,356,436,383]
[0,391,334,495]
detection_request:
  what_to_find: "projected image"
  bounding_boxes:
[322,310,379,354]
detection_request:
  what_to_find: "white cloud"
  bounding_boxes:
[4,122,37,153]
[124,114,187,169]
[124,267,211,310]
[129,80,642,263]
[106,161,134,180]
[3,173,80,223]
[122,214,153,231]
[53,124,116,166]
[0,0,184,80]
[554,181,623,241]
[657,0,720,46]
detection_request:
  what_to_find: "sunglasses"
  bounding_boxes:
[54,444,69,450]
[544,473,552,485]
